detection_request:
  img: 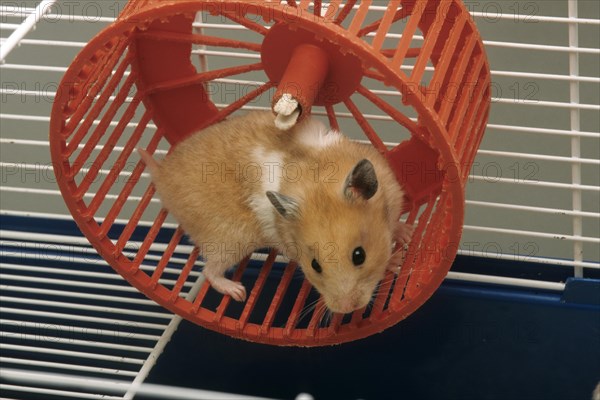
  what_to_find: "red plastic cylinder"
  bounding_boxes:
[271,43,329,119]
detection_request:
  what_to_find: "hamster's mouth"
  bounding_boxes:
[324,297,369,315]
[328,306,358,314]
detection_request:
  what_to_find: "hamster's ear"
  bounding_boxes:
[266,191,300,220]
[344,159,378,201]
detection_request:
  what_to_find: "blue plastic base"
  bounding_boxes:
[1,215,598,400]
[144,275,600,400]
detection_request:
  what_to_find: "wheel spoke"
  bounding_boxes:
[391,4,426,68]
[358,4,409,38]
[334,0,357,25]
[298,0,311,10]
[364,68,385,82]
[381,47,421,59]
[170,248,200,301]
[357,85,418,133]
[285,279,313,337]
[136,30,261,52]
[238,250,278,329]
[222,11,268,36]
[344,97,388,154]
[348,0,372,34]
[313,0,322,16]
[143,62,264,95]
[201,81,276,129]
[369,1,402,51]
[390,198,435,307]
[325,104,339,131]
[323,0,342,21]
[261,261,298,333]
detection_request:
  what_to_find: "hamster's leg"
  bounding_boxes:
[273,93,300,130]
[202,258,247,302]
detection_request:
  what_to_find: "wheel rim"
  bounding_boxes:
[49,0,490,346]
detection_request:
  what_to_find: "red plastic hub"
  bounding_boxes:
[262,23,364,114]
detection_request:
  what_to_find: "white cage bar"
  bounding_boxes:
[1,0,599,397]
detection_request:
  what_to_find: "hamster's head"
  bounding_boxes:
[267,159,395,314]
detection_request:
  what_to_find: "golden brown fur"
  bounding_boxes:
[139,111,411,313]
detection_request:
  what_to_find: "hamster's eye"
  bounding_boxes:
[311,259,322,274]
[352,247,366,266]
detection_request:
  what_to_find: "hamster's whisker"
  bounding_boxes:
[325,309,333,327]
[317,303,330,327]
[297,304,315,325]
[378,276,397,288]
[372,285,382,297]
[386,247,407,267]
[297,297,321,324]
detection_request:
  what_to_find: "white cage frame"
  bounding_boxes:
[0,1,599,398]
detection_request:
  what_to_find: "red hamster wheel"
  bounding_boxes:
[49,0,491,346]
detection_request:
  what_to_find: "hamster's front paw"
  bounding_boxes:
[202,261,247,301]
[395,222,414,246]
[208,276,247,302]
[274,93,300,130]
[387,222,414,272]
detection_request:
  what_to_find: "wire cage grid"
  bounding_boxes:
[0,0,599,399]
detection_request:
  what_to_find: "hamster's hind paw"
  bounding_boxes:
[274,93,300,130]
[208,276,247,302]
